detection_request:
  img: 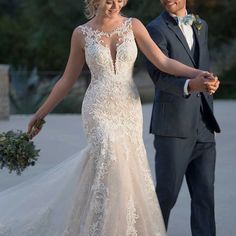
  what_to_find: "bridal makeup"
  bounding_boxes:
[96,0,125,18]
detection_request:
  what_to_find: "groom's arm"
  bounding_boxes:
[146,25,189,97]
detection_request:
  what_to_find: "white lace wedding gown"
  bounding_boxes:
[0,18,166,236]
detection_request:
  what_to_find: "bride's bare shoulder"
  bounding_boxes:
[69,22,91,49]
[76,19,94,31]
[72,20,93,45]
[130,18,146,36]
[72,19,93,37]
[131,18,144,28]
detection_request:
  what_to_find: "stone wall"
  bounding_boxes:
[0,65,10,120]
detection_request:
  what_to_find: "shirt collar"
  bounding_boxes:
[169,10,188,19]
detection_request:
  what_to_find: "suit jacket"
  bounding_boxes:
[146,11,220,138]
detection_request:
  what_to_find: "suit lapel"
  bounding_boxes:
[161,11,197,67]
[192,24,211,102]
[192,23,204,68]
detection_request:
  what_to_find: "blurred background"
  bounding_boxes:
[0,0,236,115]
[0,2,236,235]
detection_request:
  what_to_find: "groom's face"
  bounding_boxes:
[160,0,186,15]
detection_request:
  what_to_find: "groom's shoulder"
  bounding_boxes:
[201,18,208,28]
[196,14,207,23]
[146,13,165,31]
[194,16,208,33]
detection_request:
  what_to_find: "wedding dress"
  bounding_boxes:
[0,18,166,236]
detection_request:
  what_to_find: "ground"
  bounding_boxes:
[0,100,235,235]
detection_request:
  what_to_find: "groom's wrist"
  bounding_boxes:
[184,79,190,95]
[188,79,195,93]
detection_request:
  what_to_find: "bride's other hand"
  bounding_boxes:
[27,27,85,140]
[27,115,42,139]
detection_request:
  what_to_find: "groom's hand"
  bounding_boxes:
[188,72,213,93]
[204,74,220,95]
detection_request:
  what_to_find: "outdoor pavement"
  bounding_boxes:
[0,100,235,236]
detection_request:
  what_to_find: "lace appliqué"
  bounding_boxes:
[78,18,137,78]
[78,18,142,236]
[0,16,167,236]
[127,197,139,236]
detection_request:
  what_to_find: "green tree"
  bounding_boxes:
[19,0,86,70]
[0,0,236,70]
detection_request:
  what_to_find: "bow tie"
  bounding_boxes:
[176,14,195,26]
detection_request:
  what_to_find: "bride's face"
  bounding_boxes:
[96,0,124,17]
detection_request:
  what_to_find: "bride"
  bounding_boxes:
[0,0,214,235]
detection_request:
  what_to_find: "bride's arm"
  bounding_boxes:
[28,27,85,135]
[132,18,205,78]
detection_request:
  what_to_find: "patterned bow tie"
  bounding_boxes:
[176,14,195,26]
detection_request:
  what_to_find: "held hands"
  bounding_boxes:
[204,73,220,95]
[188,72,220,95]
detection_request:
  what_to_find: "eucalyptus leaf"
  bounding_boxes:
[0,130,40,175]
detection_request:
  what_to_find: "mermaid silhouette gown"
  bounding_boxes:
[0,18,166,236]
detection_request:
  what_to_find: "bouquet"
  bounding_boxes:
[0,119,45,175]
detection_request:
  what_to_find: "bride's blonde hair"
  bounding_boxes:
[84,0,128,19]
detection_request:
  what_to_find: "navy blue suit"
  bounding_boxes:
[146,11,220,236]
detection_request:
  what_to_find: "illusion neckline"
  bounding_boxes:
[83,17,132,37]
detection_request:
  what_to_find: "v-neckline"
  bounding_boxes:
[99,41,126,75]
[83,18,131,76]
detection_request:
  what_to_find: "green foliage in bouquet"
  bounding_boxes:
[0,130,40,175]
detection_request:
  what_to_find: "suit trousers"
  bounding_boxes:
[154,135,216,236]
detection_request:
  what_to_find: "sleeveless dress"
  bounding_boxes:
[0,18,166,236]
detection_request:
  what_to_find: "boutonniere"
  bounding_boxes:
[193,14,203,34]
[177,14,203,35]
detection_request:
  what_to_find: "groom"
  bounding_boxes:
[146,0,221,235]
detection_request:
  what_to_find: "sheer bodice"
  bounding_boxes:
[80,17,138,78]
[0,18,166,236]
[80,18,143,147]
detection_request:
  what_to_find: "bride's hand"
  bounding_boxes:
[204,75,220,95]
[27,115,45,139]
[195,70,213,78]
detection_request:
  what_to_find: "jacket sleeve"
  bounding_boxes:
[146,24,189,97]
